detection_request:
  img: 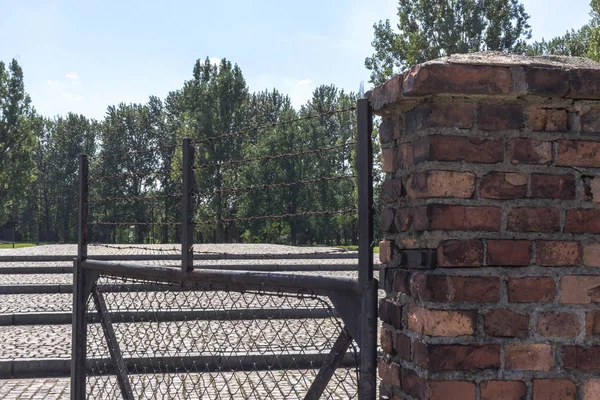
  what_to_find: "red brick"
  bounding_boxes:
[406,304,475,337]
[393,269,412,295]
[584,379,600,400]
[414,205,501,232]
[536,241,581,266]
[565,209,600,233]
[394,209,412,232]
[581,107,600,133]
[438,240,484,267]
[585,176,600,203]
[396,142,413,168]
[413,135,504,164]
[508,138,552,164]
[562,345,600,370]
[480,172,527,199]
[429,102,474,128]
[381,178,403,202]
[378,359,401,388]
[411,273,449,301]
[568,69,600,99]
[394,333,411,361]
[481,381,527,400]
[478,103,525,130]
[413,342,500,370]
[532,379,576,400]
[531,174,576,199]
[525,67,570,96]
[537,312,580,338]
[529,108,546,131]
[486,240,531,266]
[427,381,476,400]
[403,63,512,96]
[508,277,555,303]
[382,148,396,173]
[560,275,600,304]
[557,140,600,167]
[406,171,475,199]
[379,117,402,143]
[379,240,393,264]
[504,343,553,371]
[405,106,431,133]
[379,298,403,328]
[529,107,568,132]
[380,208,395,232]
[402,369,426,399]
[586,311,600,336]
[507,207,560,232]
[381,326,394,354]
[448,276,500,302]
[484,309,529,338]
[371,74,404,112]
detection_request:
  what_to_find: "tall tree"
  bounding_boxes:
[0,59,37,227]
[365,0,532,84]
[526,26,591,57]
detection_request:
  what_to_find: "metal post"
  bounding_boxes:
[71,154,89,399]
[357,98,376,399]
[181,138,195,272]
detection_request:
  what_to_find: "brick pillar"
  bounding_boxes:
[372,53,600,400]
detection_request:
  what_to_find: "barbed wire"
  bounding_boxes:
[193,142,355,171]
[88,144,179,161]
[89,221,181,226]
[192,106,357,145]
[89,243,181,253]
[194,175,355,198]
[89,193,182,204]
[194,208,357,226]
[88,168,182,182]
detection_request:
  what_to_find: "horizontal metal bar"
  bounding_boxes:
[0,308,338,326]
[84,260,361,295]
[0,266,73,274]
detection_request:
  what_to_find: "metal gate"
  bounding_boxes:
[71,99,376,399]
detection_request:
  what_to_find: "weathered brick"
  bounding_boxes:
[448,276,500,302]
[382,148,397,173]
[413,135,504,164]
[427,381,476,400]
[508,277,555,303]
[580,107,600,133]
[396,142,413,168]
[394,333,411,361]
[379,117,402,143]
[480,172,527,199]
[394,209,412,232]
[381,326,394,354]
[525,67,570,96]
[583,379,600,400]
[530,107,568,132]
[507,207,560,232]
[586,311,600,336]
[484,309,529,338]
[403,63,512,96]
[531,174,576,199]
[379,298,403,328]
[371,74,404,112]
[438,240,484,267]
[406,171,475,199]
[380,208,395,232]
[480,381,527,400]
[429,102,474,128]
[411,273,449,301]
[557,140,600,167]
[560,275,600,304]
[532,379,576,400]
[402,368,426,399]
[413,342,500,370]
[508,138,552,164]
[486,240,531,266]
[407,304,475,337]
[585,176,600,203]
[478,103,525,130]
[562,345,600,370]
[394,269,413,295]
[504,343,553,371]
[381,178,403,202]
[537,312,580,338]
[536,241,581,266]
[414,205,501,232]
[565,209,600,233]
[568,69,600,99]
[378,359,401,388]
[405,106,431,133]
[379,240,393,264]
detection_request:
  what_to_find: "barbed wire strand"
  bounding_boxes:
[89,144,179,161]
[194,208,357,226]
[89,168,182,182]
[89,193,183,204]
[89,243,181,253]
[89,221,181,226]
[193,142,355,171]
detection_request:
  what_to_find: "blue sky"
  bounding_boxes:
[0,0,593,120]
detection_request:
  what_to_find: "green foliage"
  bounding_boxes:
[587,0,600,60]
[365,0,532,84]
[526,26,591,57]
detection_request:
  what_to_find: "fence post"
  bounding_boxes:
[71,154,89,400]
[181,138,195,272]
[357,98,376,399]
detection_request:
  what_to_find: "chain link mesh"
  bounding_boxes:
[85,274,359,399]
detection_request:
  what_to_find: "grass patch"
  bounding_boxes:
[0,242,37,249]
[335,245,379,253]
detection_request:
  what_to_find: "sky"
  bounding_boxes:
[0,0,594,120]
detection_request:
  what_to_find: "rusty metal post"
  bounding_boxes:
[181,138,195,272]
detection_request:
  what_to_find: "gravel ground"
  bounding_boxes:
[0,244,376,399]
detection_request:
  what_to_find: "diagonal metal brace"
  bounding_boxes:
[328,292,362,344]
[92,286,134,400]
[304,326,354,400]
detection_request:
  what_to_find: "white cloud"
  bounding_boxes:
[209,57,220,67]
[66,72,80,81]
[284,78,316,109]
[61,92,84,102]
[296,78,313,86]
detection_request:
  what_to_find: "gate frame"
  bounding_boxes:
[71,98,377,399]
